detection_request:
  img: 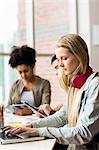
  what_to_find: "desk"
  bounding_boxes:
[1,111,56,150]
[4,111,40,127]
[0,138,56,150]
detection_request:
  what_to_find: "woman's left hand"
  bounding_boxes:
[14,107,33,116]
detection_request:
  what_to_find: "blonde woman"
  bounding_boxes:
[3,34,99,150]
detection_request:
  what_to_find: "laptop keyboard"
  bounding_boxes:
[0,132,21,140]
[0,130,45,145]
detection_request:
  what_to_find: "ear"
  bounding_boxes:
[31,64,35,68]
[71,66,92,89]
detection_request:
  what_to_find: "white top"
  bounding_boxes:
[20,91,34,106]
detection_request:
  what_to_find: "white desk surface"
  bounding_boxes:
[0,138,56,150]
[0,111,56,150]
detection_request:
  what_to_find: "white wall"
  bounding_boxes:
[77,0,99,72]
[90,0,99,71]
[77,0,91,62]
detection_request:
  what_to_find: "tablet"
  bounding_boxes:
[21,101,47,118]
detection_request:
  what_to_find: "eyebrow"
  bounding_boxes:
[54,65,59,69]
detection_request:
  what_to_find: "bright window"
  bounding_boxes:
[0,0,77,106]
[0,0,33,104]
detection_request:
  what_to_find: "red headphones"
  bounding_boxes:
[71,66,93,89]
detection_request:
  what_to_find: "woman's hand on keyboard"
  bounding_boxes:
[2,126,39,138]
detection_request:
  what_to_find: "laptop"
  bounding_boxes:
[0,130,45,145]
[0,101,46,144]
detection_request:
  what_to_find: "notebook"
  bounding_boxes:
[0,130,45,145]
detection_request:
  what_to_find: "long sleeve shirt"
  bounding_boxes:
[32,72,99,150]
[8,76,51,107]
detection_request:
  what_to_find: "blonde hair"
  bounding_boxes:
[57,67,69,91]
[57,34,89,73]
[56,34,89,127]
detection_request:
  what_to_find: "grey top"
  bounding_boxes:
[8,76,51,107]
[32,73,99,150]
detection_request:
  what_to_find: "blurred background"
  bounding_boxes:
[0,0,99,107]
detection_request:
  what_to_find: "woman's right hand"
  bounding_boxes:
[39,104,52,115]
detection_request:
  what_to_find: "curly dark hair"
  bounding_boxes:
[9,45,36,68]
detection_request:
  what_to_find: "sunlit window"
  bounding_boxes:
[0,0,33,104]
[0,0,77,107]
[34,0,77,105]
[0,0,17,52]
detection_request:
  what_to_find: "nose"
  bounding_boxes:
[21,72,26,79]
[58,59,64,67]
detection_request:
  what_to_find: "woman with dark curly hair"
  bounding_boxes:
[8,45,51,116]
